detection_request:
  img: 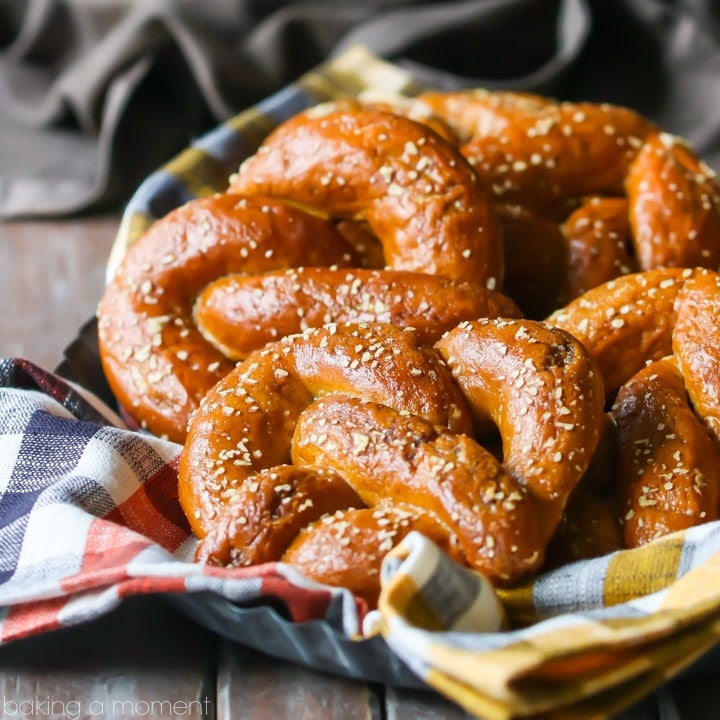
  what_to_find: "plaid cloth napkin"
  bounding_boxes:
[7,46,720,718]
[0,358,365,642]
[4,357,720,718]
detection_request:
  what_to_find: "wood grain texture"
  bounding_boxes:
[0,215,119,372]
[0,596,215,719]
[217,640,382,720]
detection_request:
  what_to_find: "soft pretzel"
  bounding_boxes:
[420,91,720,296]
[545,413,623,566]
[418,89,554,143]
[547,267,718,398]
[99,87,720,602]
[97,193,357,442]
[613,357,720,547]
[282,503,464,609]
[549,267,720,546]
[193,267,522,360]
[420,91,657,215]
[494,204,568,319]
[626,132,720,270]
[195,465,363,567]
[228,107,504,287]
[186,318,604,595]
[309,95,460,144]
[672,267,720,444]
[434,319,605,512]
[559,196,635,302]
[179,322,473,538]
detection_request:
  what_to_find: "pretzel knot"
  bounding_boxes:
[182,320,604,606]
[418,91,720,314]
[549,267,720,547]
[228,107,504,288]
[98,193,519,442]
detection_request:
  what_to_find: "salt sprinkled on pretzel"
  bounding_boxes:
[193,267,522,361]
[549,267,720,547]
[97,194,357,442]
[228,107,504,288]
[186,319,604,599]
[178,322,473,539]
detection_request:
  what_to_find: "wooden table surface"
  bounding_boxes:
[0,215,714,719]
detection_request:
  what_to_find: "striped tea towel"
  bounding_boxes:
[4,357,720,718]
[0,358,366,642]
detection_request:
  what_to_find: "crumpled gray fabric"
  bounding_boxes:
[0,0,718,218]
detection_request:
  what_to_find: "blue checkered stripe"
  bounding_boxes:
[0,359,179,593]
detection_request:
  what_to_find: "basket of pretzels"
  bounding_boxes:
[96,49,720,606]
[84,46,720,717]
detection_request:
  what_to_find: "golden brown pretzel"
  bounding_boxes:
[97,193,357,442]
[418,89,554,143]
[423,92,720,280]
[549,267,720,547]
[559,196,635,302]
[179,322,473,538]
[186,318,604,595]
[434,319,605,512]
[613,357,720,547]
[547,267,717,398]
[421,91,657,215]
[193,267,522,360]
[672,267,720,443]
[282,503,464,609]
[308,95,460,144]
[494,204,568,319]
[195,465,363,567]
[545,487,623,568]
[626,133,720,270]
[228,107,504,287]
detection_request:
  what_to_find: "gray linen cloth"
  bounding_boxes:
[1,0,719,219]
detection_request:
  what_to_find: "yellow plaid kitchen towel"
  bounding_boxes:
[376,528,720,719]
[107,45,720,719]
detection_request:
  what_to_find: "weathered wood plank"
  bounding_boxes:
[217,639,382,720]
[386,685,471,720]
[0,596,215,720]
[0,215,118,372]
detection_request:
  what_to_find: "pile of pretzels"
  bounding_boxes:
[97,89,720,608]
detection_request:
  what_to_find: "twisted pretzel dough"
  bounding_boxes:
[282,503,463,608]
[97,194,357,442]
[495,204,568,319]
[547,267,719,398]
[559,196,635,302]
[98,87,720,598]
[179,322,473,538]
[186,318,604,595]
[626,133,720,270]
[549,268,720,547]
[228,107,504,287]
[613,357,720,547]
[420,90,720,301]
[194,267,522,360]
[420,90,657,214]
